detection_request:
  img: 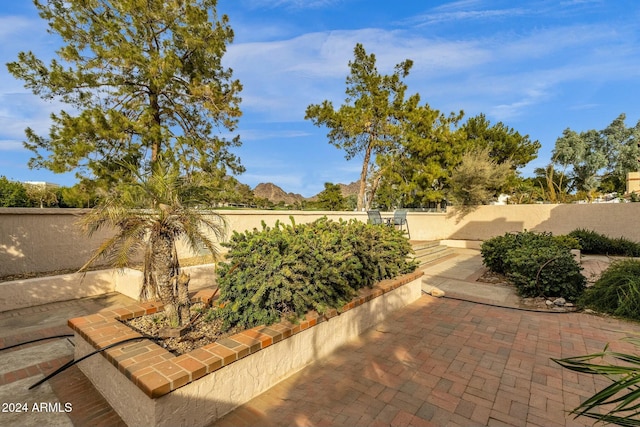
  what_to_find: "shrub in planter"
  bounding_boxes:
[211,217,417,330]
[480,232,519,274]
[481,231,585,300]
[568,229,640,257]
[505,245,585,301]
[481,231,580,275]
[579,259,640,320]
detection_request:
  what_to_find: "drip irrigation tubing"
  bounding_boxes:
[28,334,162,390]
[422,290,576,314]
[0,335,75,352]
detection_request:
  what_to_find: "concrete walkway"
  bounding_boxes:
[1,249,637,427]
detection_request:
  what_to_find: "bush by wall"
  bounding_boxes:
[481,231,585,301]
[211,217,417,330]
[579,259,640,320]
[568,229,640,257]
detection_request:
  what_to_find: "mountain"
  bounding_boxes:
[252,181,360,205]
[253,183,304,205]
[337,181,359,198]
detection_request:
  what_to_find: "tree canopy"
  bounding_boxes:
[305,43,412,211]
[316,182,346,211]
[551,113,640,196]
[0,177,29,207]
[7,0,243,190]
[461,113,541,170]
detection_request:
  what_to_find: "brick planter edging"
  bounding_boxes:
[69,270,424,399]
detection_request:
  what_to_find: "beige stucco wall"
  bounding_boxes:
[76,276,422,427]
[0,269,116,312]
[0,263,216,312]
[0,209,368,277]
[0,208,112,277]
[628,171,640,194]
[2,204,639,278]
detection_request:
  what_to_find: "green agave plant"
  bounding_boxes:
[552,337,640,426]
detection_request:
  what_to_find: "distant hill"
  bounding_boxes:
[337,181,359,198]
[253,181,360,205]
[253,183,304,205]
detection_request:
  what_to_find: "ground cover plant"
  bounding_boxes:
[481,230,585,301]
[579,259,640,321]
[568,229,640,257]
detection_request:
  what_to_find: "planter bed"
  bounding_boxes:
[69,270,424,427]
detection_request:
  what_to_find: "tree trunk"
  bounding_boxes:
[177,273,191,326]
[357,140,374,211]
[150,232,182,327]
[366,168,383,211]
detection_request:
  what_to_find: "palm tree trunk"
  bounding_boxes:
[177,273,191,326]
[151,232,182,327]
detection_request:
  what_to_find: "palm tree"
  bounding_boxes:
[79,160,226,327]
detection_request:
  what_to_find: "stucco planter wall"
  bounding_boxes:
[69,270,423,427]
[0,264,216,313]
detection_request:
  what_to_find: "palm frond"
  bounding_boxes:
[553,337,640,425]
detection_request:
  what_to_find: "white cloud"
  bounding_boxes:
[238,128,311,141]
[0,139,24,151]
[0,16,35,40]
[228,20,640,124]
[408,8,527,27]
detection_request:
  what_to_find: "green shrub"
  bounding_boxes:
[211,217,417,330]
[480,232,519,274]
[481,230,585,301]
[505,245,585,301]
[568,229,640,257]
[579,259,640,320]
[552,235,581,250]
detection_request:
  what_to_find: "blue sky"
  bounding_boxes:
[1,0,640,197]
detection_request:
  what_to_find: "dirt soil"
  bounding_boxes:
[125,302,241,355]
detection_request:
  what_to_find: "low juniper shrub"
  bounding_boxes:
[209,217,417,331]
[568,229,640,257]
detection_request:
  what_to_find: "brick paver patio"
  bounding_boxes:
[210,295,639,427]
[2,253,639,426]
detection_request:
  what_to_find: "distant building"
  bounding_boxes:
[627,172,640,195]
[23,181,60,189]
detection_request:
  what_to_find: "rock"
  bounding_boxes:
[423,284,445,298]
[565,302,574,308]
[430,288,446,298]
[545,300,554,307]
[553,297,566,306]
[584,309,596,314]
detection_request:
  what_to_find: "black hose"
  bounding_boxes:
[29,334,162,390]
[0,335,74,352]
[422,290,576,313]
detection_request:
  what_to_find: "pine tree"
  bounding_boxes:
[305,44,412,211]
[7,0,243,188]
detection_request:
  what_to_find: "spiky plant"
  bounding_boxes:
[553,337,640,426]
[79,160,226,327]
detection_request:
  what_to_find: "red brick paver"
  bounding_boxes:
[48,365,126,427]
[5,289,638,427]
[211,296,639,427]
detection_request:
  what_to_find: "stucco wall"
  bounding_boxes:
[2,204,639,277]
